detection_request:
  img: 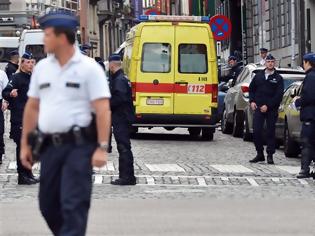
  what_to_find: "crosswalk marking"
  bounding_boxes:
[94,175,103,184]
[145,164,185,172]
[146,177,155,185]
[211,165,254,173]
[197,177,207,186]
[298,179,309,185]
[246,178,259,187]
[275,166,300,174]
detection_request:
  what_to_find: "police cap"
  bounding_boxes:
[265,54,275,61]
[228,55,237,61]
[21,52,33,60]
[108,54,121,62]
[303,52,315,63]
[260,48,268,53]
[9,50,19,57]
[81,43,91,50]
[38,10,79,31]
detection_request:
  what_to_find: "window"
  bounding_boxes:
[25,45,46,62]
[179,44,207,74]
[141,43,171,73]
[0,47,18,63]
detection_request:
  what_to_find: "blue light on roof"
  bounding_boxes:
[139,15,149,21]
[201,16,210,22]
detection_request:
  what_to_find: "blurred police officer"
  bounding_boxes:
[108,54,136,186]
[259,48,268,66]
[227,55,243,87]
[80,43,92,57]
[294,53,315,178]
[5,50,19,80]
[249,54,284,164]
[0,70,8,165]
[20,10,111,235]
[2,52,37,184]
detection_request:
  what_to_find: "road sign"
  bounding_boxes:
[144,8,160,16]
[209,15,232,41]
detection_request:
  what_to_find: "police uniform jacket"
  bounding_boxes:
[2,71,31,126]
[229,62,243,86]
[5,62,18,80]
[295,68,315,122]
[109,69,135,123]
[249,69,284,111]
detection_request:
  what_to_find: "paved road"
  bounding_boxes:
[1,127,315,235]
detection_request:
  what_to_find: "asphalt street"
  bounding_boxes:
[1,125,315,235]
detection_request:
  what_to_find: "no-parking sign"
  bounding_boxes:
[209,15,232,41]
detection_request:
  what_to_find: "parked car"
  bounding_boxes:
[275,81,303,158]
[243,71,305,141]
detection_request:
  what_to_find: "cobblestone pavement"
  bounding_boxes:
[1,127,315,201]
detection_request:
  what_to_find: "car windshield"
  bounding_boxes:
[283,78,303,89]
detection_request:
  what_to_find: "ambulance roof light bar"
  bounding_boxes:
[139,15,210,23]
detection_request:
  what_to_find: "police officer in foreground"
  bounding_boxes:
[2,52,37,184]
[20,11,111,235]
[294,53,315,179]
[227,55,243,87]
[108,54,136,186]
[5,50,19,80]
[249,54,284,164]
[0,70,8,165]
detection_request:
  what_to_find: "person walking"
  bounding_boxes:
[294,53,315,178]
[108,54,136,186]
[20,10,111,235]
[0,70,8,165]
[249,54,284,164]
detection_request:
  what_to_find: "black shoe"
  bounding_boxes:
[18,174,38,185]
[110,178,136,186]
[267,155,274,165]
[297,171,311,179]
[249,154,265,163]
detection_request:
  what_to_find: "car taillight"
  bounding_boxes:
[211,84,218,103]
[241,85,249,93]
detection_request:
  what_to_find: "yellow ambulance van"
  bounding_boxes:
[123,15,218,140]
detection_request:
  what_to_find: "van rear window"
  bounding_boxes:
[179,44,207,74]
[141,43,171,73]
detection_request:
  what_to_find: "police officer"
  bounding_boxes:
[108,54,136,186]
[0,70,8,165]
[2,52,37,184]
[20,10,111,235]
[294,53,315,178]
[227,55,243,87]
[249,54,284,164]
[259,48,268,66]
[5,50,19,80]
[80,43,92,57]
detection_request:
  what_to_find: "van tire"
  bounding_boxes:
[284,122,300,158]
[232,110,244,138]
[188,128,201,137]
[202,128,214,141]
[243,112,253,142]
[221,109,233,134]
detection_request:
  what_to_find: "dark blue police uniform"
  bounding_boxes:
[295,53,315,178]
[249,55,284,164]
[2,52,37,184]
[5,50,19,80]
[108,55,136,185]
[228,55,243,86]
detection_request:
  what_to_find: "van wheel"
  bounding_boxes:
[232,110,244,138]
[221,109,233,134]
[188,128,201,137]
[243,112,253,142]
[284,122,300,158]
[202,128,214,141]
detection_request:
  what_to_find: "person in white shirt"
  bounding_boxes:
[0,70,8,164]
[259,48,268,66]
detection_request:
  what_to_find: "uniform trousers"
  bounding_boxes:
[39,142,96,236]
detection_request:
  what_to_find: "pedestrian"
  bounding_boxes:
[20,10,111,235]
[227,55,243,87]
[249,54,284,164]
[0,70,8,165]
[5,50,19,80]
[259,48,268,66]
[108,54,136,186]
[80,43,92,57]
[2,52,37,184]
[294,53,315,179]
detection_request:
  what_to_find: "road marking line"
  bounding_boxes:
[272,178,280,182]
[246,178,259,187]
[221,177,229,181]
[94,175,103,184]
[145,164,185,172]
[146,177,155,185]
[298,179,309,185]
[211,164,254,173]
[171,176,179,181]
[197,177,207,186]
[276,166,300,174]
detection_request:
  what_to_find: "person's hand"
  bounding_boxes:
[91,148,107,167]
[260,105,268,113]
[10,89,18,98]
[250,102,257,111]
[20,145,33,170]
[1,101,8,112]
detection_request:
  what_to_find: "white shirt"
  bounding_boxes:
[0,70,8,99]
[260,58,266,66]
[28,48,111,133]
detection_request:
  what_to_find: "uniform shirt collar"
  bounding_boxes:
[50,46,82,66]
